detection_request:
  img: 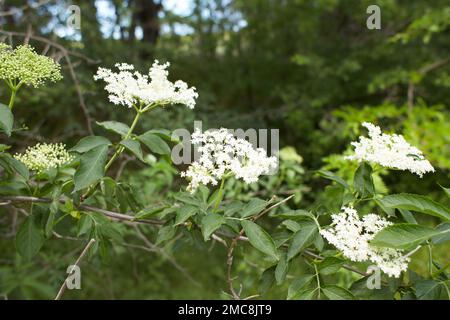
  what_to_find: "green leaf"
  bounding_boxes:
[287,275,314,300]
[138,131,171,155]
[318,257,345,275]
[438,183,450,198]
[275,253,289,285]
[287,222,318,260]
[175,205,197,225]
[432,223,450,245]
[0,153,29,180]
[70,136,111,153]
[259,266,276,294]
[77,214,93,236]
[241,220,279,260]
[353,162,375,197]
[134,205,168,219]
[120,138,145,162]
[96,121,130,137]
[240,198,267,218]
[16,216,45,261]
[371,223,448,249]
[322,285,355,300]
[274,209,315,220]
[73,144,108,191]
[156,225,177,245]
[414,280,443,300]
[0,103,13,136]
[291,288,316,300]
[173,193,202,207]
[398,209,417,224]
[377,193,450,221]
[201,213,225,241]
[317,170,349,189]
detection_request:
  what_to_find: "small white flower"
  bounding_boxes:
[320,206,409,278]
[14,143,73,173]
[346,122,434,177]
[94,60,198,109]
[181,128,278,193]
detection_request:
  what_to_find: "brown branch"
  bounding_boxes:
[54,238,96,300]
[0,196,163,226]
[0,30,100,64]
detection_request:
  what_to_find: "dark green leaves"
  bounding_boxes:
[120,138,145,162]
[318,257,345,275]
[138,131,171,155]
[317,170,349,189]
[241,220,279,260]
[414,280,443,300]
[240,198,267,218]
[322,285,355,300]
[353,162,375,197]
[0,153,29,180]
[74,144,108,191]
[97,121,130,137]
[287,275,315,300]
[70,136,111,153]
[16,216,45,261]
[0,103,13,136]
[175,205,197,225]
[201,213,225,240]
[377,193,450,221]
[371,223,449,249]
[287,221,318,260]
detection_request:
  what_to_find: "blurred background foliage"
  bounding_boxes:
[0,0,449,299]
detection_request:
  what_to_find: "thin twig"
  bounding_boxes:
[0,196,163,226]
[54,238,96,300]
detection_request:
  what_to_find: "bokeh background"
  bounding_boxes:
[0,0,449,299]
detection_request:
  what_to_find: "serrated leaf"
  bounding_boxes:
[241,220,279,260]
[73,144,108,191]
[77,214,93,236]
[287,275,314,300]
[138,131,171,155]
[353,162,375,197]
[414,280,442,300]
[240,198,267,218]
[70,136,111,153]
[120,138,145,162]
[201,213,225,240]
[287,222,318,260]
[0,103,13,136]
[16,216,45,261]
[275,253,289,285]
[432,223,450,245]
[97,121,130,137]
[318,257,344,275]
[0,153,29,180]
[317,170,349,189]
[322,285,355,300]
[371,223,448,249]
[175,205,197,225]
[377,193,450,221]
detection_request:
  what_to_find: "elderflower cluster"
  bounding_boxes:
[14,143,73,173]
[181,128,278,193]
[94,60,198,109]
[320,207,410,278]
[0,44,62,87]
[346,122,434,177]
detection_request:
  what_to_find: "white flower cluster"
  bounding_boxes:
[94,60,198,109]
[320,206,410,278]
[14,143,73,173]
[346,122,434,177]
[181,128,278,193]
